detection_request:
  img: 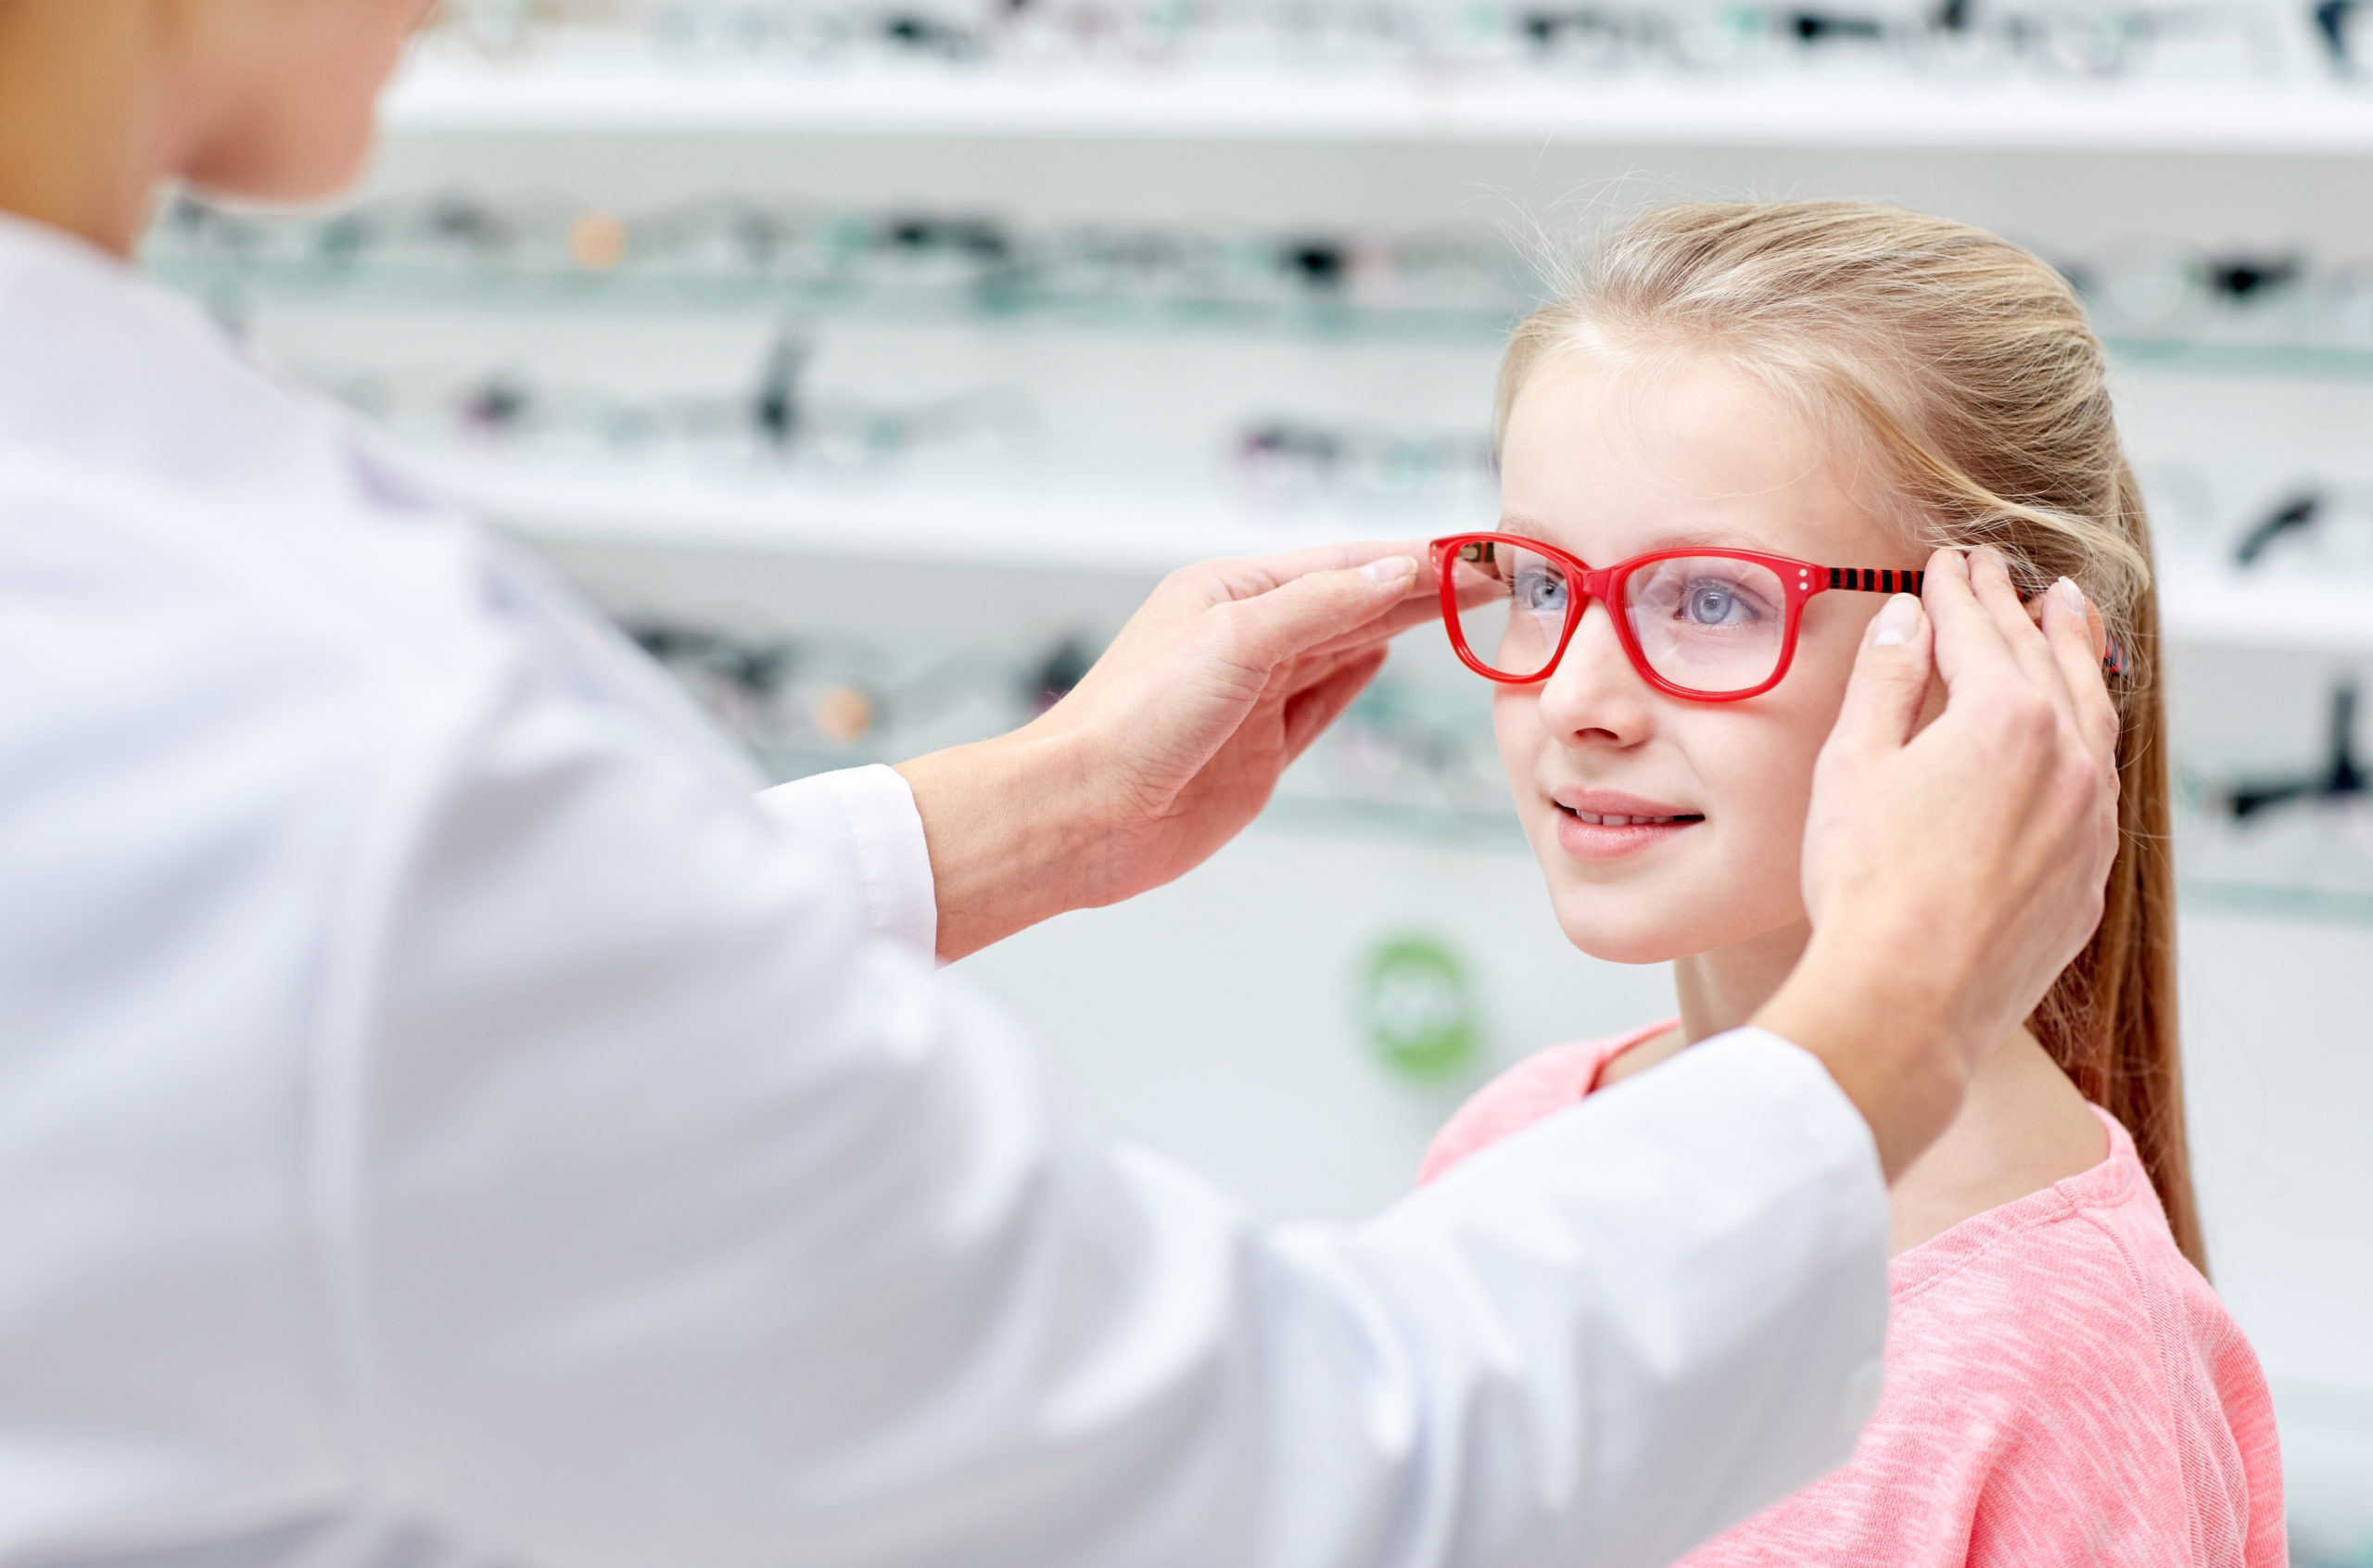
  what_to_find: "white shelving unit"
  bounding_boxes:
[385,48,2373,151]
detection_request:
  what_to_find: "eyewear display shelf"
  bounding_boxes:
[155,253,2373,380]
[386,45,2373,152]
[206,28,2373,916]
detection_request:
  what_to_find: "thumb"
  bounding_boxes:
[1222,554,1421,671]
[1828,593,1933,755]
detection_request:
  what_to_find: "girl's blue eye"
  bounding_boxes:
[1680,577,1763,626]
[1513,566,1568,613]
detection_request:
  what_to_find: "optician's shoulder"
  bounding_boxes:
[0,233,704,1550]
[0,419,676,819]
[0,221,775,1069]
[0,230,528,742]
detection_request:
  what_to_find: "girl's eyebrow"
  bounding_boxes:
[1495,512,1789,558]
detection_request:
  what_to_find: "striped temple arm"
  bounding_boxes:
[1823,566,1925,595]
[1821,564,2127,677]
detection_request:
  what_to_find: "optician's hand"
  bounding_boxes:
[1758,546,2122,1182]
[896,542,1438,960]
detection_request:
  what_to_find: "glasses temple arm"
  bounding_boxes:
[1821,565,1926,595]
[1821,564,2127,677]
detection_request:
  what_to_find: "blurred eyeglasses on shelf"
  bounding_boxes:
[2028,239,2373,374]
[2176,678,2373,917]
[1278,679,1516,833]
[146,194,1535,339]
[424,0,2289,81]
[2312,0,2373,75]
[2227,486,2373,573]
[159,196,2373,373]
[1233,418,1496,512]
[2055,239,2315,334]
[631,614,1516,833]
[631,622,1088,769]
[310,336,1038,470]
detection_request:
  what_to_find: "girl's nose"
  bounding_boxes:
[1534,599,1655,748]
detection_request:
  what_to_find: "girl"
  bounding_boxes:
[1419,201,2287,1564]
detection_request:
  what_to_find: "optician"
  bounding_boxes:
[0,5,2122,1565]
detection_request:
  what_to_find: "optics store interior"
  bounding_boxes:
[143,0,2373,1557]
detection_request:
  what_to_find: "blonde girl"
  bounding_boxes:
[1421,201,2285,1564]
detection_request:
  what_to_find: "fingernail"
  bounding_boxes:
[1871,592,1921,648]
[1363,556,1418,587]
[2054,577,2087,612]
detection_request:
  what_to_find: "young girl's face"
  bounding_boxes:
[1493,349,1914,965]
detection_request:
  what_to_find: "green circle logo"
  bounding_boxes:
[1354,933,1482,1080]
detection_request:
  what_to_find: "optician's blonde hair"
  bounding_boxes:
[1497,199,2200,1271]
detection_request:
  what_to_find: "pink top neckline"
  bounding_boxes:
[1444,1018,2139,1300]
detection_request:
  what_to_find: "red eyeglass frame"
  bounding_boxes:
[1428,532,1932,702]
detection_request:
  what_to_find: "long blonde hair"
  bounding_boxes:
[1499,199,2199,1271]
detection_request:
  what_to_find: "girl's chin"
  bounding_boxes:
[1547,884,1807,968]
[1547,905,1702,967]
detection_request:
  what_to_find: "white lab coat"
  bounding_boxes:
[0,212,1889,1568]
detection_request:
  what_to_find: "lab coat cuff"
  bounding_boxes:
[756,765,938,961]
[1694,1024,1890,1208]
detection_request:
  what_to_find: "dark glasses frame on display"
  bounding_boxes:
[1430,531,2128,700]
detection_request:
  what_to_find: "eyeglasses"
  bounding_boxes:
[303,336,1036,470]
[145,194,1533,337]
[1429,532,1927,701]
[1235,419,1495,508]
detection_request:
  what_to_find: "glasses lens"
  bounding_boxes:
[1446,538,1569,681]
[1622,556,1790,694]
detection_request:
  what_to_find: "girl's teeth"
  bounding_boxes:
[1575,811,1679,826]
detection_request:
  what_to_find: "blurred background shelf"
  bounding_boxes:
[384,49,2373,151]
[445,455,1399,572]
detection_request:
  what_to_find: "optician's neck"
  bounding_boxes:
[1673,921,1812,1044]
[0,4,183,258]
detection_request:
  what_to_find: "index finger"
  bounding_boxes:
[1967,546,2085,739]
[1921,549,2024,693]
[2038,578,2121,770]
[1298,592,1442,662]
[1199,538,1430,602]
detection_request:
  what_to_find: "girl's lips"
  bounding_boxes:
[1550,794,1704,861]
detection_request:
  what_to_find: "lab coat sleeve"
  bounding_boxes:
[755,765,937,961]
[324,651,1889,1568]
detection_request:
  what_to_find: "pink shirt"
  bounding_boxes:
[1421,1023,2288,1567]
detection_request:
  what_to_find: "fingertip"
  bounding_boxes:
[1868,592,1924,649]
[1360,554,1420,589]
[2037,575,2096,645]
[1923,546,1971,580]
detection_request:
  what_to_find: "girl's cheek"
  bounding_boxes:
[1491,689,1542,786]
[1683,706,1821,855]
